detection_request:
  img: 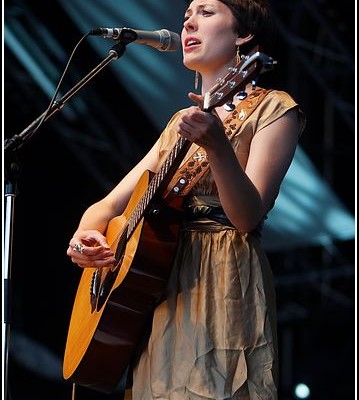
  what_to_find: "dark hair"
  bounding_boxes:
[189,0,275,54]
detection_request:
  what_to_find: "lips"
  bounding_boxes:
[184,36,201,50]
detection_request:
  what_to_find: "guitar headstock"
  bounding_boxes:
[202,45,276,112]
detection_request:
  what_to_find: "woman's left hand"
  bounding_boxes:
[176,92,227,150]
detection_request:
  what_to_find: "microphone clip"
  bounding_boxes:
[112,27,139,44]
[90,27,137,44]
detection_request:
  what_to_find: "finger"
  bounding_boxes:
[69,238,111,254]
[69,231,110,248]
[67,245,114,260]
[178,118,195,133]
[75,257,116,269]
[188,92,204,106]
[72,242,85,254]
[87,234,111,249]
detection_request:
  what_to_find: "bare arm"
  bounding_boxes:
[67,139,160,267]
[207,109,300,232]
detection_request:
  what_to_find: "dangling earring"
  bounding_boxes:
[194,71,200,91]
[235,45,242,65]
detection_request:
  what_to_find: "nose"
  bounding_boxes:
[183,15,197,32]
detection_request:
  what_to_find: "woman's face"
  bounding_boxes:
[181,0,239,75]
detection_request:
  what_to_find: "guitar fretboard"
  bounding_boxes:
[126,136,191,238]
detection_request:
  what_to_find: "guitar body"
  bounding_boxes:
[63,170,184,392]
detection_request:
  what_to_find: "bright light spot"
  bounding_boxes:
[294,383,311,399]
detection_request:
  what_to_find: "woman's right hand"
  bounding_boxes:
[67,230,116,268]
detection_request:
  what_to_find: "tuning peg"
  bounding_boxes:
[224,101,236,112]
[236,90,247,100]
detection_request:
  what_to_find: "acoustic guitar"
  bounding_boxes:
[63,45,274,393]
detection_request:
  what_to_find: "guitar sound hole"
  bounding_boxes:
[97,270,117,310]
[115,228,127,262]
[90,269,102,313]
[96,228,128,311]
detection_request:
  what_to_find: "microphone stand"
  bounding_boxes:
[3,41,127,400]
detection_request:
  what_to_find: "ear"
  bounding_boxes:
[235,34,254,46]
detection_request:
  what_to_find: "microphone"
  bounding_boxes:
[89,27,181,51]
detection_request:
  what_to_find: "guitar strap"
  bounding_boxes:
[165,88,270,197]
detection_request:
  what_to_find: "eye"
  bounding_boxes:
[201,9,214,16]
[183,8,214,24]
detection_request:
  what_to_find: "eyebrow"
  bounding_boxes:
[185,4,207,16]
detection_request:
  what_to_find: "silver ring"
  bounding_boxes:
[73,243,84,254]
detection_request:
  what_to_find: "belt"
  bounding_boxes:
[184,205,234,228]
[184,205,264,238]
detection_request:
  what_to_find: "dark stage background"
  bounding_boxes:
[3,1,355,399]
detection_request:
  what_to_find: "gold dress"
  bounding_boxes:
[131,90,305,399]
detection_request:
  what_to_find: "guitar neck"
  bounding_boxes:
[127,136,192,238]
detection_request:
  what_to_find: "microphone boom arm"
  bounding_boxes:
[4,42,127,154]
